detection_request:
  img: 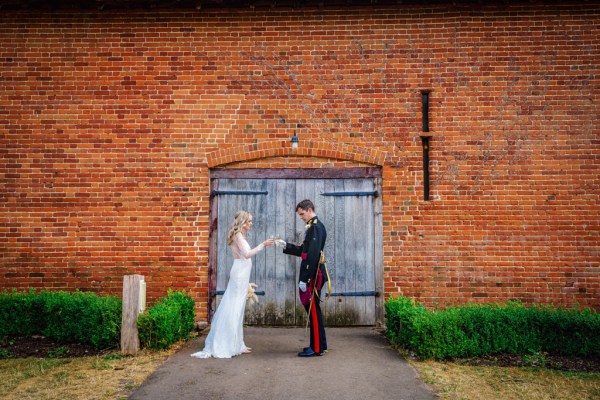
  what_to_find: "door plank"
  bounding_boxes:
[320,179,336,326]
[281,179,298,325]
[356,179,375,325]
[332,179,347,325]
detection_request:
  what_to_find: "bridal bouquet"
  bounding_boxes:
[247,283,259,304]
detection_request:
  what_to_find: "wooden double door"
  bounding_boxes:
[209,168,383,326]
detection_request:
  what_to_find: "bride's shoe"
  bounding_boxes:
[242,347,252,354]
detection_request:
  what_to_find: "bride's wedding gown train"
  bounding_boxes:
[191,233,264,359]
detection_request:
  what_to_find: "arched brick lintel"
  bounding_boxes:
[206,140,386,168]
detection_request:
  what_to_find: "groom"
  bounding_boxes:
[277,199,328,357]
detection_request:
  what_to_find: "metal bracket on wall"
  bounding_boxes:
[421,89,433,201]
[420,134,432,201]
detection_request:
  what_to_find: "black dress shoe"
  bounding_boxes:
[303,347,327,353]
[298,348,320,357]
[303,347,327,351]
[304,347,327,353]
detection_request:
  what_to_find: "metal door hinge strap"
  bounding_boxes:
[210,290,266,296]
[211,190,268,196]
[320,191,378,197]
[329,291,379,296]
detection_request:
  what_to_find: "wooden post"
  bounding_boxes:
[121,274,144,354]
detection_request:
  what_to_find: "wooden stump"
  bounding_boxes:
[120,274,145,354]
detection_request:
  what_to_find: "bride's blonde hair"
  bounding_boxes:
[227,210,252,245]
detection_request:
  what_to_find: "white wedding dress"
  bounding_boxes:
[191,232,264,359]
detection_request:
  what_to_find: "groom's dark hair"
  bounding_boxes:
[296,199,315,212]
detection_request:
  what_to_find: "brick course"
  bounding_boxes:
[1,2,598,320]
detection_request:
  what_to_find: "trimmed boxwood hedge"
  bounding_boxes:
[385,296,600,360]
[137,289,195,350]
[1,288,196,352]
[0,289,121,349]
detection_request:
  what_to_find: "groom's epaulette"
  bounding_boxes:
[305,219,318,230]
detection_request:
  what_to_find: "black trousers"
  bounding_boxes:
[304,288,327,354]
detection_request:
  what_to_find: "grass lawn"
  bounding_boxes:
[409,360,600,400]
[0,348,175,400]
[0,340,598,400]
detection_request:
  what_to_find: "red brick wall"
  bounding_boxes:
[1,2,598,320]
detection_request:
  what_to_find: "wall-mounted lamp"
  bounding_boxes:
[291,130,299,150]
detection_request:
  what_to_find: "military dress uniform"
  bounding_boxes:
[283,216,328,356]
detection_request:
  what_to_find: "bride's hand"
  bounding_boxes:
[263,239,274,247]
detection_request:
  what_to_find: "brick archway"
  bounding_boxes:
[206,140,386,168]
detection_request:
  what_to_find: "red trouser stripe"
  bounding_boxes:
[311,299,320,353]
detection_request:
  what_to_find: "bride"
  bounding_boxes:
[191,211,273,359]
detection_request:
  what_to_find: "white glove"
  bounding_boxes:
[275,239,287,248]
[298,281,307,292]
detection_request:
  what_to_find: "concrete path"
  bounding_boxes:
[129,327,437,400]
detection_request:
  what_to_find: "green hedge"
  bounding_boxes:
[0,289,121,349]
[0,289,47,338]
[1,288,196,352]
[43,290,122,349]
[385,296,600,360]
[137,289,195,350]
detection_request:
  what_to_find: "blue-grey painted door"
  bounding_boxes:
[211,173,382,326]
